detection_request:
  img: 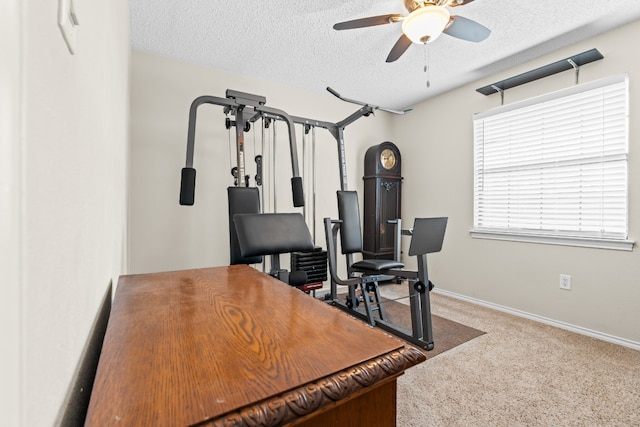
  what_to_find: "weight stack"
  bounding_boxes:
[291,247,327,292]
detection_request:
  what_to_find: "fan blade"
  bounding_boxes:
[386,34,412,63]
[445,0,476,7]
[443,15,491,42]
[333,14,403,30]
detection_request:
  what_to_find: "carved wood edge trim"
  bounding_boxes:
[198,346,426,427]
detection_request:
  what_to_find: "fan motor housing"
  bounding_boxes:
[404,0,438,13]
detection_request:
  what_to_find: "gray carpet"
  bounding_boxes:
[392,291,640,427]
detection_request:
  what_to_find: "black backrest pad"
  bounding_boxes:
[228,187,262,265]
[337,191,362,254]
[233,213,314,258]
[408,217,448,256]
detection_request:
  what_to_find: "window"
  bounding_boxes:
[472,74,632,250]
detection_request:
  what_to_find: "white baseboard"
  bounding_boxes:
[434,289,640,351]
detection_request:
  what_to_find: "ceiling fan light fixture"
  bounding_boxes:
[402,6,450,44]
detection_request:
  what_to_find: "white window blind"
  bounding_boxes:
[473,74,630,247]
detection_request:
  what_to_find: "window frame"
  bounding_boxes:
[471,74,634,251]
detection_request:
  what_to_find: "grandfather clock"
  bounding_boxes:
[363,142,402,259]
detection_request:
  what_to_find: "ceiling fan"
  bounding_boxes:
[333,0,491,62]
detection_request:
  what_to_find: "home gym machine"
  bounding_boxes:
[177,87,444,350]
[178,88,395,289]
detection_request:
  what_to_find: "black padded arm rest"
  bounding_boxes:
[233,213,315,258]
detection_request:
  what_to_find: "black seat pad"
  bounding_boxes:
[352,259,404,272]
[233,213,314,258]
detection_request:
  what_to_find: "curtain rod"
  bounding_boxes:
[476,48,604,97]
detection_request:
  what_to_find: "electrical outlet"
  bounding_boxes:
[559,274,571,290]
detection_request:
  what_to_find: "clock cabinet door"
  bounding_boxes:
[363,142,402,259]
[378,178,401,256]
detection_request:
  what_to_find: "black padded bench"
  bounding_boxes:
[233,212,315,287]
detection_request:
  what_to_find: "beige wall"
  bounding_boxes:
[129,51,394,274]
[1,1,23,425]
[392,19,640,345]
[1,1,130,425]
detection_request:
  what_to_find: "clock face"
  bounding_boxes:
[380,148,396,170]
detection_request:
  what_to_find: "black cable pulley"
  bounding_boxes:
[414,281,427,294]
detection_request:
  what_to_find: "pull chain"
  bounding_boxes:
[424,45,431,88]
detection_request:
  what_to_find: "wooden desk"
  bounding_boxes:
[85,265,425,426]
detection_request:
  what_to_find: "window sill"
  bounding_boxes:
[470,230,635,251]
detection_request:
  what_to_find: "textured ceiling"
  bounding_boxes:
[130,0,640,111]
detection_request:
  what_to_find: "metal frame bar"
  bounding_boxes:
[289,105,374,191]
[326,87,413,115]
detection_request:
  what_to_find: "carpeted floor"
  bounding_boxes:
[381,289,640,427]
[379,298,485,359]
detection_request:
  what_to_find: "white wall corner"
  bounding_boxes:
[0,0,24,424]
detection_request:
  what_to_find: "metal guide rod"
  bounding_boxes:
[273,121,278,212]
[312,126,317,242]
[300,123,318,240]
[235,106,246,185]
[336,128,349,191]
[302,126,307,221]
[260,118,266,210]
